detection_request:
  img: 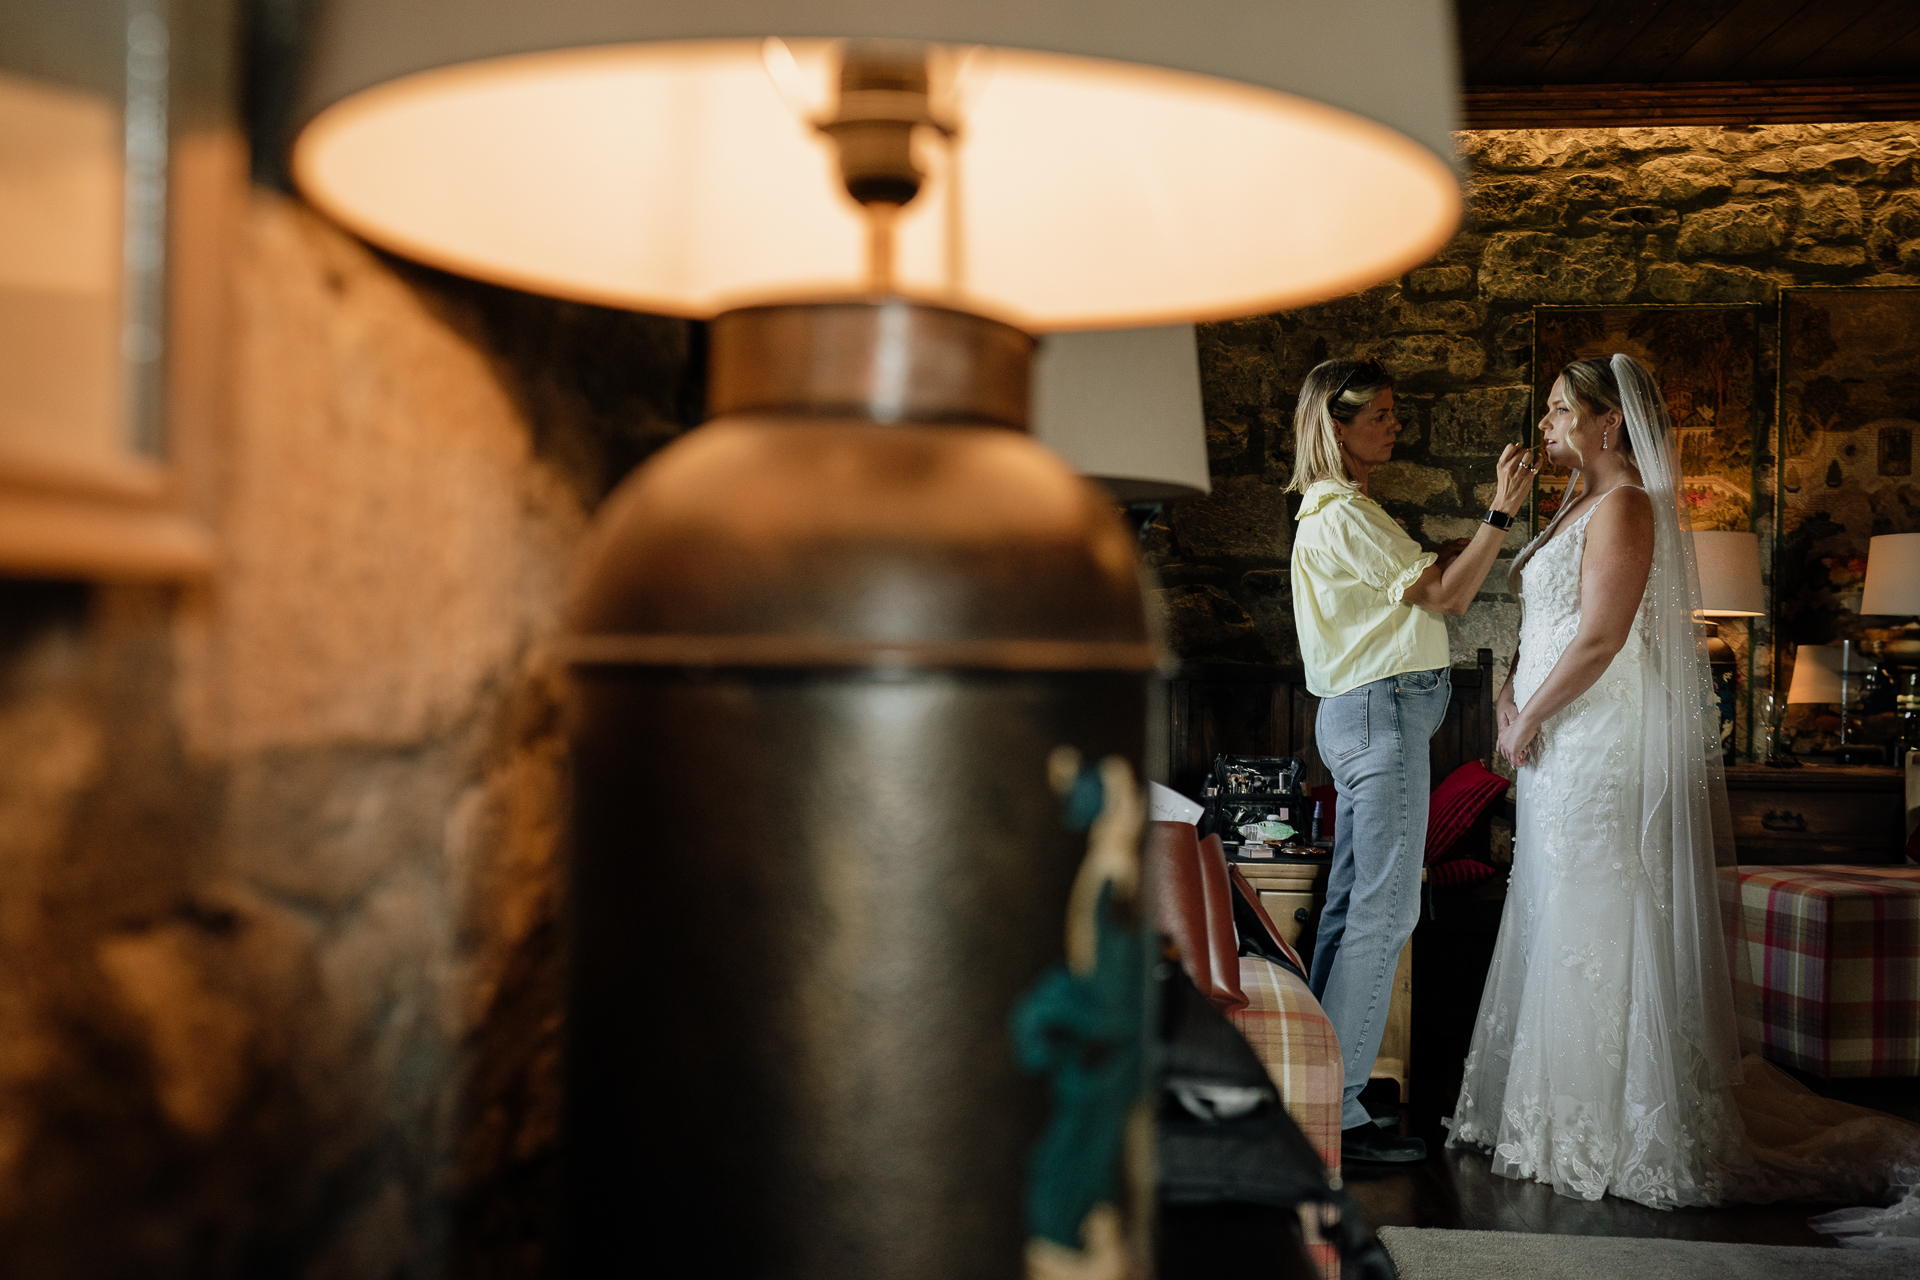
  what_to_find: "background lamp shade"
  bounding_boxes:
[289,0,1462,330]
[1786,644,1853,704]
[1031,325,1208,504]
[1691,531,1765,618]
[1862,532,1920,616]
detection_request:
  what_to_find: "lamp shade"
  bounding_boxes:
[1031,325,1209,503]
[1786,645,1843,704]
[1784,643,1875,704]
[1862,532,1920,615]
[1691,530,1765,618]
[289,0,1462,330]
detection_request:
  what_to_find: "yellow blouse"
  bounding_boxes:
[1290,479,1449,697]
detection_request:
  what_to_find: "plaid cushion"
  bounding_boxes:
[1733,864,1920,1078]
[1230,955,1342,1280]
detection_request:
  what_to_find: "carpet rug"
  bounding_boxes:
[1377,1226,1914,1279]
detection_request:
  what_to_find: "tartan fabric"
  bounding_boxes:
[1734,864,1920,1078]
[1229,955,1342,1280]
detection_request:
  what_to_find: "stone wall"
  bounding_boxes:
[1152,120,1920,711]
[0,192,695,1278]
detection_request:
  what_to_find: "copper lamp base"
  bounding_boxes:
[563,298,1153,1278]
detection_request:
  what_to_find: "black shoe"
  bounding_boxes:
[1340,1122,1426,1164]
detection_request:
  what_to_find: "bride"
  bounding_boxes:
[1447,353,1920,1212]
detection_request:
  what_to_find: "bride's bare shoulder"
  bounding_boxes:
[1585,485,1655,557]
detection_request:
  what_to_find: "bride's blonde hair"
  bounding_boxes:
[1557,357,1634,466]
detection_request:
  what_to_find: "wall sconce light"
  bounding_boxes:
[1691,530,1765,761]
[288,3,1462,1275]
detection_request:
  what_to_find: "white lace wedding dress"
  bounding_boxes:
[1447,488,1920,1213]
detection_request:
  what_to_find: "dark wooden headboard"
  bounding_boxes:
[1152,648,1499,798]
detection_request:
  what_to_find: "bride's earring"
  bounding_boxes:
[1601,428,1610,451]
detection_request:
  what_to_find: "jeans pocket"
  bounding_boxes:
[1320,688,1370,761]
[1396,667,1445,694]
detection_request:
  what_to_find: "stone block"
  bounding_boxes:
[1205,415,1249,463]
[1676,204,1786,257]
[1870,191,1920,253]
[1560,171,1631,207]
[1480,232,1634,303]
[97,924,255,1139]
[1448,600,1523,668]
[1784,243,1868,271]
[1369,461,1456,506]
[1644,261,1776,304]
[1407,265,1473,296]
[1575,205,1677,234]
[1152,585,1262,662]
[1798,188,1865,241]
[1400,300,1484,333]
[1238,569,1300,665]
[1430,386,1531,458]
[1613,127,1700,156]
[177,195,591,756]
[1293,282,1400,331]
[1261,409,1294,475]
[1635,155,1734,204]
[1170,474,1290,559]
[1199,341,1275,406]
[1372,332,1486,380]
[1422,514,1527,553]
[1466,177,1561,228]
[1790,142,1889,181]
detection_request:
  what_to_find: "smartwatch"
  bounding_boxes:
[1482,509,1515,530]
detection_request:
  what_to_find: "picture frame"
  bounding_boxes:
[0,0,216,581]
[1775,285,1920,759]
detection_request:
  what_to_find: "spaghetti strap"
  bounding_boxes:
[1586,482,1646,514]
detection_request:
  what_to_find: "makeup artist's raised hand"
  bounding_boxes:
[1492,443,1537,516]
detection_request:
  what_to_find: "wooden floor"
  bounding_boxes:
[1343,1072,1920,1249]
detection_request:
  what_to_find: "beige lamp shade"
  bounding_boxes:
[289,0,1462,330]
[1691,531,1765,618]
[1786,645,1844,704]
[1785,643,1873,704]
[1031,326,1209,504]
[1862,532,1920,616]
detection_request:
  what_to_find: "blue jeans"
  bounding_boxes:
[1309,667,1450,1131]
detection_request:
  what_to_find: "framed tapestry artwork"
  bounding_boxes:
[1531,304,1764,755]
[1531,305,1762,534]
[1775,286,1920,760]
[0,0,214,580]
[1776,286,1920,647]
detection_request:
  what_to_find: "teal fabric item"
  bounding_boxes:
[1009,880,1147,1249]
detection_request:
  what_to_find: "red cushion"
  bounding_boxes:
[1425,760,1509,865]
[1428,858,1498,889]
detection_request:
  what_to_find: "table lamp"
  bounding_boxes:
[1033,324,1209,543]
[1861,532,1920,618]
[1862,532,1920,761]
[1692,531,1765,761]
[1787,642,1878,763]
[287,4,1462,1274]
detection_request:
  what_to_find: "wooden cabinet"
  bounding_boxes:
[1237,857,1412,1101]
[1722,764,1906,865]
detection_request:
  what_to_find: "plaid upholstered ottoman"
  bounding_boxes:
[1231,956,1342,1280]
[1733,864,1920,1077]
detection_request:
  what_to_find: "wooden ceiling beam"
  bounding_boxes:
[1461,78,1920,128]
